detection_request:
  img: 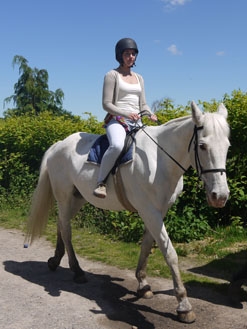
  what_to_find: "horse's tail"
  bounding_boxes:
[26,145,56,244]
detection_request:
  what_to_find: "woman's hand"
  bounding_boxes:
[149,114,158,122]
[128,113,141,121]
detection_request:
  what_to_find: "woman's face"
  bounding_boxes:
[122,49,137,67]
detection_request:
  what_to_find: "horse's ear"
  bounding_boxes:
[191,101,203,126]
[217,103,228,119]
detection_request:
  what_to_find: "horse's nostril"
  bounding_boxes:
[212,192,217,200]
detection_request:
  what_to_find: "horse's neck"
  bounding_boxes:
[154,118,193,171]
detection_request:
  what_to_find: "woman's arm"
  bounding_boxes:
[138,74,157,121]
[102,71,130,117]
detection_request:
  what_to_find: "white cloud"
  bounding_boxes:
[162,0,191,11]
[216,51,225,56]
[168,44,182,55]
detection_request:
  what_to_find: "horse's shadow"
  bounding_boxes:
[3,260,177,328]
[4,250,247,327]
[188,249,247,281]
[184,249,247,308]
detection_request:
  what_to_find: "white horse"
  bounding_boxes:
[26,101,230,323]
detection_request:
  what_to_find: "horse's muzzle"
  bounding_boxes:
[207,191,229,208]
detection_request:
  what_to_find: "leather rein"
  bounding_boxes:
[139,116,226,177]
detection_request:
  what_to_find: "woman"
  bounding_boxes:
[94,37,157,198]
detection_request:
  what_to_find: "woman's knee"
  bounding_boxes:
[109,141,125,153]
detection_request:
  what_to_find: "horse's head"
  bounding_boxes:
[190,101,230,208]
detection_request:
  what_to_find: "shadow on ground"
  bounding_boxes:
[186,249,247,282]
[4,260,178,329]
[184,249,247,308]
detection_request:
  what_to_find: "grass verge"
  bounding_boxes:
[1,205,247,297]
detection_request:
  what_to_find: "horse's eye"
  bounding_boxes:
[199,143,207,150]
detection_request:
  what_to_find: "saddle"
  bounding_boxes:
[87,130,137,171]
[87,129,139,212]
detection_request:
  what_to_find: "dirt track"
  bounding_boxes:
[1,228,247,329]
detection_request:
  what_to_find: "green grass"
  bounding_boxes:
[0,207,27,230]
[1,203,247,293]
[35,220,247,289]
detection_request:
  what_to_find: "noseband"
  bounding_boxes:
[188,125,226,177]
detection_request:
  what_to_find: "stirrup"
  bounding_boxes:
[93,183,107,198]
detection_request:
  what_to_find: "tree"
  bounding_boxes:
[4,55,70,117]
[151,98,190,123]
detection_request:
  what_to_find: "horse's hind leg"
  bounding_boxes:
[136,228,154,299]
[49,190,87,283]
[48,226,65,271]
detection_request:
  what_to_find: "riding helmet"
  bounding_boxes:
[115,38,139,64]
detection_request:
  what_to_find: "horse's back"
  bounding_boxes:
[45,132,99,185]
[55,132,99,153]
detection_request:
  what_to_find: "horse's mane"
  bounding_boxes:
[162,115,191,127]
[162,112,230,137]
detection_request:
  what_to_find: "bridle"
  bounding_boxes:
[188,125,226,177]
[138,112,226,177]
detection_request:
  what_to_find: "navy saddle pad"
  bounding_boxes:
[87,134,134,165]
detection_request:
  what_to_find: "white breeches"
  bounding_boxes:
[97,120,126,183]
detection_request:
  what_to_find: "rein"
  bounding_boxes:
[140,126,188,172]
[138,113,226,177]
[138,111,187,172]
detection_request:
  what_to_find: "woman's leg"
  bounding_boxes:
[94,121,126,197]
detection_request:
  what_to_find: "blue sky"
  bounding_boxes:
[1,0,246,120]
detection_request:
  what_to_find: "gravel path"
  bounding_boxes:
[1,228,247,329]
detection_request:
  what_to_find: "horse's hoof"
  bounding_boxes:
[73,274,88,284]
[137,285,153,299]
[177,310,196,323]
[48,257,59,271]
[142,290,154,299]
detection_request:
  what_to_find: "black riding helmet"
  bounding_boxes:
[115,38,139,65]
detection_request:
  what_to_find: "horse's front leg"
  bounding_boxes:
[139,209,196,323]
[136,228,154,299]
[158,227,195,323]
[167,244,196,323]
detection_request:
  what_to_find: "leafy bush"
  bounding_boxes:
[1,90,247,243]
[165,203,210,243]
[74,204,144,243]
[0,112,104,190]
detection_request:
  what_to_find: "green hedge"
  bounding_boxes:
[0,90,246,243]
[0,112,104,189]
